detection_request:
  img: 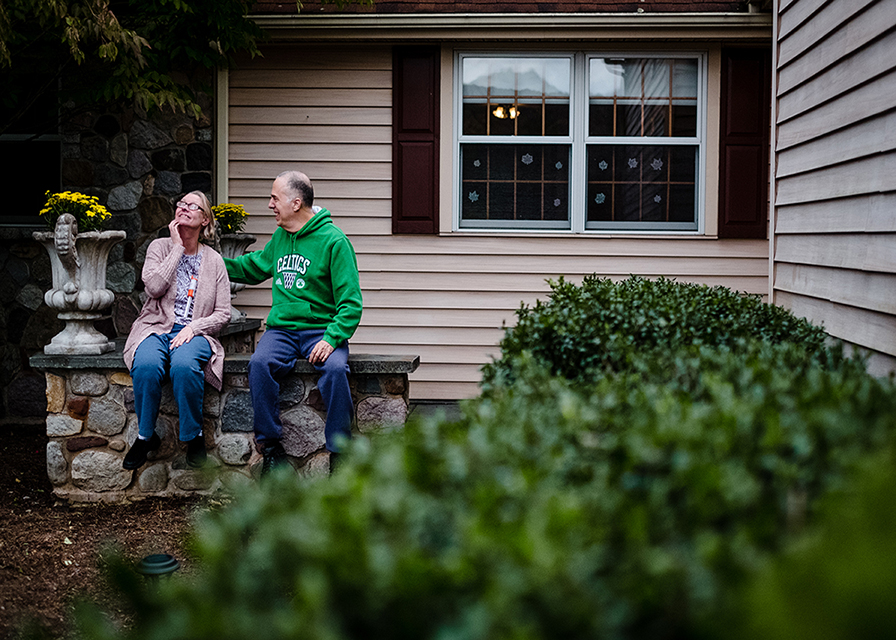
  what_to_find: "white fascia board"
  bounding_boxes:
[252,12,773,41]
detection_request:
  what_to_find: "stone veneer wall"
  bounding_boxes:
[1,90,215,425]
[32,346,419,503]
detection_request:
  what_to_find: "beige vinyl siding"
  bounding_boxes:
[773,0,896,374]
[228,43,769,400]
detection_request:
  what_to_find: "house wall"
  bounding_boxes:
[772,0,896,376]
[226,33,770,400]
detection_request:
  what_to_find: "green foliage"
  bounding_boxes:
[0,0,148,69]
[68,277,896,639]
[482,275,830,390]
[0,0,372,134]
[74,343,896,639]
[711,452,896,640]
[1,0,267,132]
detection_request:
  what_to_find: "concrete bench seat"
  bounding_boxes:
[30,322,419,503]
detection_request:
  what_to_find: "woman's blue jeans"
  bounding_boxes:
[131,325,212,442]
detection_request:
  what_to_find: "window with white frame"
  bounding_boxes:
[457,53,704,232]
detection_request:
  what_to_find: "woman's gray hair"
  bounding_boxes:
[185,191,217,243]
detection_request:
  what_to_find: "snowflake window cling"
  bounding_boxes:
[521,154,534,165]
[553,199,562,207]
[598,160,608,171]
[468,191,480,203]
[555,161,563,170]
[628,157,638,169]
[473,159,481,167]
[654,195,662,204]
[595,193,607,204]
[651,158,663,171]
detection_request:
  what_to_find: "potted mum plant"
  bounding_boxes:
[212,202,255,322]
[32,191,125,354]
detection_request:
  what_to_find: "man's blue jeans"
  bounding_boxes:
[248,327,352,453]
[131,325,212,441]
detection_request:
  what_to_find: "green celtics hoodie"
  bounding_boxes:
[223,208,362,348]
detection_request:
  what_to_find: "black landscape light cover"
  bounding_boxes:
[135,554,180,577]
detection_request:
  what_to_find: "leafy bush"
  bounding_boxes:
[711,452,896,640]
[483,275,831,389]
[68,277,895,639]
[74,344,896,640]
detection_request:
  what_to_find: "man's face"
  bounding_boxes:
[269,176,300,229]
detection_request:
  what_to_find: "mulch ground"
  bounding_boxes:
[0,424,200,639]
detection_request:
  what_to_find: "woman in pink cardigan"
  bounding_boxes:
[122,191,231,470]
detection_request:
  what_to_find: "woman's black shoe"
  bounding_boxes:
[123,433,161,470]
[186,434,207,468]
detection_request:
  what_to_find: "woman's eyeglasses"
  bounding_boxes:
[176,201,201,211]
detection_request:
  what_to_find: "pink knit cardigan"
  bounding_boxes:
[123,238,232,390]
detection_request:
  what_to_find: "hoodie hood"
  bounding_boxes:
[293,207,332,238]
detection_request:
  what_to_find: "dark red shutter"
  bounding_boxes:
[718,48,771,239]
[392,46,440,234]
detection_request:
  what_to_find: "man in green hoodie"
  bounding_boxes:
[223,170,363,474]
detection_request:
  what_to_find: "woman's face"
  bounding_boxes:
[175,193,209,230]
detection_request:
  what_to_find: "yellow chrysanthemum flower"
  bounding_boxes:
[40,191,111,232]
[211,202,249,235]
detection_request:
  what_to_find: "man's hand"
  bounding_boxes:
[308,340,334,365]
[170,325,194,349]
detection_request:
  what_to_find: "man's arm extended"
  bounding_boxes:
[223,242,275,286]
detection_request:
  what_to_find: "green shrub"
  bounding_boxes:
[75,344,896,640]
[483,275,831,389]
[71,277,893,639]
[710,452,896,640]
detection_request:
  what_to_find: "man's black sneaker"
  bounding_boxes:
[123,433,161,470]
[186,434,207,469]
[261,441,288,476]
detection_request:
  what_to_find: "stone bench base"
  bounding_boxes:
[31,342,419,503]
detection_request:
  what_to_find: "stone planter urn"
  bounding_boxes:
[33,213,126,355]
[218,233,257,322]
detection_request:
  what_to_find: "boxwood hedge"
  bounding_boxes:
[718,451,896,640]
[482,275,831,389]
[70,277,896,640]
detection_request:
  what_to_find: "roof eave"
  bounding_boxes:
[251,12,773,41]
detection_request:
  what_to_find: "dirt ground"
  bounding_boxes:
[0,424,200,639]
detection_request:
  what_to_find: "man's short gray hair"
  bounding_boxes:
[278,170,314,208]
